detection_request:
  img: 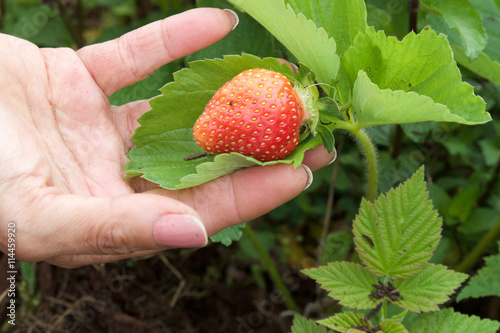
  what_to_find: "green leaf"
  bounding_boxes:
[291,315,328,333]
[316,124,335,153]
[321,231,354,265]
[366,4,394,35]
[353,167,442,279]
[352,71,466,128]
[379,319,409,333]
[302,262,378,309]
[321,317,409,333]
[426,0,500,84]
[4,5,73,47]
[427,183,452,220]
[420,0,487,60]
[392,264,468,313]
[228,0,340,90]
[109,61,181,106]
[187,0,284,62]
[176,153,265,189]
[284,0,368,56]
[458,209,500,234]
[338,27,490,124]
[209,224,245,246]
[20,262,37,295]
[429,237,452,264]
[389,309,410,323]
[84,0,129,6]
[365,0,409,39]
[479,139,500,167]
[470,0,500,63]
[457,242,500,302]
[400,122,440,144]
[448,183,481,223]
[455,46,500,82]
[318,312,369,332]
[410,308,500,333]
[125,54,317,189]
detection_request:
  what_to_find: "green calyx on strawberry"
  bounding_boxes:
[193,68,319,162]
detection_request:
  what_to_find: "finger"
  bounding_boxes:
[123,139,334,195]
[147,163,313,236]
[126,144,334,194]
[46,250,158,268]
[77,8,238,96]
[17,193,209,263]
[302,144,337,171]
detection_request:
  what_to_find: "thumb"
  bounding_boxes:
[19,193,208,262]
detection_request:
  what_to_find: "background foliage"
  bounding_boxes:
[0,0,499,332]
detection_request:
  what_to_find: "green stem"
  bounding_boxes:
[334,121,379,202]
[356,129,378,202]
[455,218,500,272]
[243,224,300,312]
[339,101,354,125]
[339,101,353,112]
[380,275,389,320]
[55,0,86,48]
[381,300,388,321]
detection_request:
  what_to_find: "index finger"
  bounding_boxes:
[77,8,238,96]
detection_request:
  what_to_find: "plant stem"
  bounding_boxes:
[391,125,404,159]
[390,0,419,160]
[409,0,419,32]
[333,121,379,202]
[454,218,500,272]
[0,0,5,29]
[55,0,86,48]
[366,302,383,320]
[339,102,353,112]
[76,0,84,45]
[242,224,300,312]
[354,129,379,202]
[339,101,354,125]
[381,300,388,321]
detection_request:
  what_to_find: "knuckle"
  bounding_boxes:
[117,34,143,83]
[159,19,176,61]
[87,218,132,255]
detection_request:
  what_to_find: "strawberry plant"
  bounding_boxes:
[293,168,500,333]
[125,0,490,193]
[122,0,500,331]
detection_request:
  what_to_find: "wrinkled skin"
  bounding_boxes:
[0,8,335,268]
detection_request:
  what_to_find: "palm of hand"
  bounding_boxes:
[0,33,160,266]
[0,37,133,199]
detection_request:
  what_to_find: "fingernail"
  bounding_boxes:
[301,164,313,190]
[328,147,338,165]
[154,214,207,248]
[223,9,239,30]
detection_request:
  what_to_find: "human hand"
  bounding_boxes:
[0,8,335,268]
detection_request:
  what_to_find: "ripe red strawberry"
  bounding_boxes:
[193,68,310,162]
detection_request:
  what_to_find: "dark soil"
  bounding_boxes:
[1,239,500,332]
[0,245,323,333]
